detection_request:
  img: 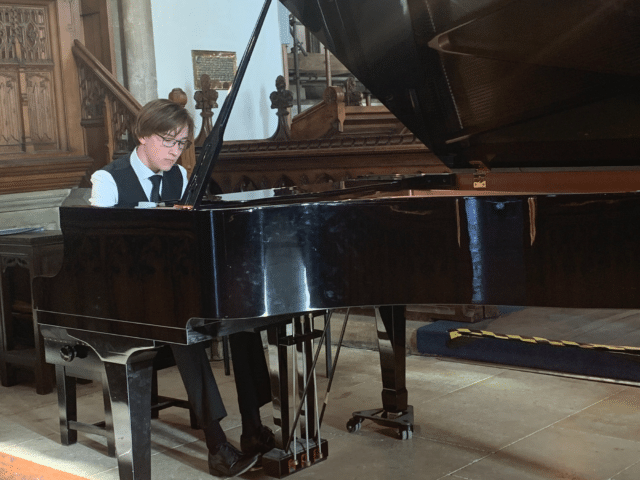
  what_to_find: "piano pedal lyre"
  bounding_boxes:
[264,312,334,478]
[262,437,329,478]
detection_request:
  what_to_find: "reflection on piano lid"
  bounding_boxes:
[281,0,640,169]
[203,174,456,206]
[214,188,282,202]
[210,186,317,203]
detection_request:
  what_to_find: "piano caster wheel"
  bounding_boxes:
[400,427,413,440]
[346,418,362,433]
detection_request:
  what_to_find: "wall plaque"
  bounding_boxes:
[192,50,237,90]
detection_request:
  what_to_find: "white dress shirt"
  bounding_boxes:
[89,147,188,207]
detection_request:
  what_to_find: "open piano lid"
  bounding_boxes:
[280,0,640,169]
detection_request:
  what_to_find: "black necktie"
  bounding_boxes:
[149,175,162,202]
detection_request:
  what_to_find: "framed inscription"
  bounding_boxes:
[192,50,237,90]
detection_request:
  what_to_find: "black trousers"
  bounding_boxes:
[229,331,272,423]
[170,331,271,430]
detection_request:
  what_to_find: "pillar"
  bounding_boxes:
[120,0,158,105]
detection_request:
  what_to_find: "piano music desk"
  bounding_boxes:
[0,231,64,394]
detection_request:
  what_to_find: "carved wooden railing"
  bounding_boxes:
[289,85,409,140]
[72,39,141,169]
[211,130,443,194]
[72,40,197,176]
[211,80,445,194]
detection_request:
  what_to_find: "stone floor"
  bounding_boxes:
[3,308,640,479]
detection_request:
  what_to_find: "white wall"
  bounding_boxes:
[150,0,284,140]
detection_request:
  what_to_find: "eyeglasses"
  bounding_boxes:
[157,134,192,150]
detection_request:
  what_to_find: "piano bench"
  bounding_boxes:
[55,346,197,458]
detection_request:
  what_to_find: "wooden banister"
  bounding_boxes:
[72,39,141,164]
[72,40,196,175]
[72,40,141,114]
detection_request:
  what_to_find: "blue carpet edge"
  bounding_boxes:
[416,320,640,383]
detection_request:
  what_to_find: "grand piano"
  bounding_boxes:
[33,0,640,479]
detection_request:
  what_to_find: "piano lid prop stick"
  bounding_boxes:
[179,0,273,208]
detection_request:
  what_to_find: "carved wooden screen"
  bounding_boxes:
[0,3,58,154]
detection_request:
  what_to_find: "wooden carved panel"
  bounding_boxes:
[0,3,94,195]
[0,70,21,153]
[26,70,55,147]
[0,3,58,153]
[0,5,52,63]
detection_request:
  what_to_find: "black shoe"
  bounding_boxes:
[208,442,259,478]
[241,425,276,456]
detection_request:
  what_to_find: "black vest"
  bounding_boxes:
[103,154,183,207]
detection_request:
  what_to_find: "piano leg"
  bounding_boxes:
[347,305,414,439]
[377,305,408,412]
[56,365,78,448]
[101,352,157,480]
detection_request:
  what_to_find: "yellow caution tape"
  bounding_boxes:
[449,328,640,354]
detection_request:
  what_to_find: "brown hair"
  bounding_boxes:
[132,99,195,143]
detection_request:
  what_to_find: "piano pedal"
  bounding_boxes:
[262,438,328,478]
[347,405,414,440]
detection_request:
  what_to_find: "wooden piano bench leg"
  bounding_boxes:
[151,395,198,429]
[57,359,196,462]
[56,365,78,447]
[150,346,197,429]
[55,365,116,457]
[0,359,17,389]
[33,324,55,395]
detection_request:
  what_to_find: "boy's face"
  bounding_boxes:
[137,125,189,173]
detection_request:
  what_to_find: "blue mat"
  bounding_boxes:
[416,318,640,383]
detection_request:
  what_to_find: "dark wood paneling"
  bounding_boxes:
[0,156,94,195]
